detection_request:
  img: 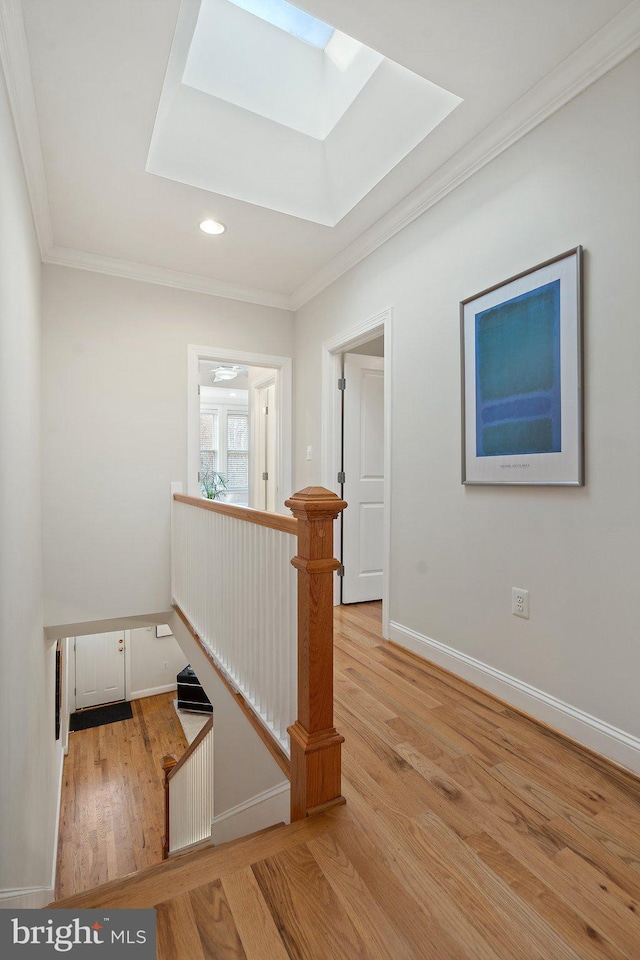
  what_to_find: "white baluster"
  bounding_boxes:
[171,500,298,755]
[168,723,214,854]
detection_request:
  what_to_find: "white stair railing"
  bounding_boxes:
[172,497,298,753]
[162,716,214,857]
[171,487,348,827]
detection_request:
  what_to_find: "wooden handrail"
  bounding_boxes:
[173,494,298,536]
[285,487,347,821]
[171,485,347,831]
[167,714,213,783]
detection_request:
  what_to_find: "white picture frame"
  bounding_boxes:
[461,247,583,485]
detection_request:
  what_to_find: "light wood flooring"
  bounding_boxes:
[55,603,640,959]
[55,692,188,899]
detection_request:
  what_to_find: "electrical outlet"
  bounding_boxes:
[162,661,169,669]
[306,445,313,461]
[512,587,529,619]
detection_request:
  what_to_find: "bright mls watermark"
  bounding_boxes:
[0,910,155,957]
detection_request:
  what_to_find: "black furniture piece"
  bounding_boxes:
[177,664,212,713]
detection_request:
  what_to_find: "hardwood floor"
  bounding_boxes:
[55,603,640,959]
[55,692,188,899]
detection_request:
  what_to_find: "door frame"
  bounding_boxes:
[188,345,293,512]
[61,638,72,755]
[321,308,393,638]
[250,372,277,510]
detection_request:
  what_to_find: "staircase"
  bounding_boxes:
[51,806,354,957]
[50,486,351,956]
[50,806,346,905]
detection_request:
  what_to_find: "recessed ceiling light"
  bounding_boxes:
[199,219,226,235]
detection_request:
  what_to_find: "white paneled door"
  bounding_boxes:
[75,632,126,709]
[342,353,384,603]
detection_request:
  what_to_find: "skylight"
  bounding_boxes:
[228,0,334,49]
[149,0,463,226]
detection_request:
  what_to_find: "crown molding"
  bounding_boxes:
[290,0,640,310]
[43,245,294,311]
[0,0,53,255]
[0,0,292,311]
[2,0,639,313]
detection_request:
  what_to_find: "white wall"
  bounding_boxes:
[128,626,187,700]
[42,266,293,628]
[294,54,640,760]
[0,66,61,903]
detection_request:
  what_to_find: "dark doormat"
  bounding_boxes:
[70,700,133,732]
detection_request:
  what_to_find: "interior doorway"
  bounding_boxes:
[199,361,251,505]
[341,344,384,603]
[321,309,393,637]
[188,345,293,513]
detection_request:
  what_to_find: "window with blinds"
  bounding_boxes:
[199,405,249,499]
[226,413,249,489]
[199,411,219,476]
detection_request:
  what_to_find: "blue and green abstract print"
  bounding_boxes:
[475,281,561,457]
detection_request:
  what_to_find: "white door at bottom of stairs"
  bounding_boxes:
[342,353,384,603]
[75,631,126,710]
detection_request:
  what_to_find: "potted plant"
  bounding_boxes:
[200,470,228,500]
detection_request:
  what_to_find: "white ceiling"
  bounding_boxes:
[148,0,460,226]
[9,0,639,307]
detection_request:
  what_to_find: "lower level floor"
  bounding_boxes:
[55,692,187,898]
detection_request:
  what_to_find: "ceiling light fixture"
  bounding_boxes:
[199,219,226,235]
[212,365,241,382]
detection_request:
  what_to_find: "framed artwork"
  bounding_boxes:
[461,247,583,485]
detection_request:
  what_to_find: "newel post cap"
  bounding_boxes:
[285,487,347,521]
[162,754,178,776]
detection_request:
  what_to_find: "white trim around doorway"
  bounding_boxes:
[321,308,393,639]
[250,371,277,511]
[187,345,293,512]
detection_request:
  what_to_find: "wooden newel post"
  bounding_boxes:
[161,754,178,859]
[285,486,347,821]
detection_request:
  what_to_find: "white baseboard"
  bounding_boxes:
[129,683,177,701]
[389,621,640,777]
[211,781,290,846]
[0,887,53,909]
